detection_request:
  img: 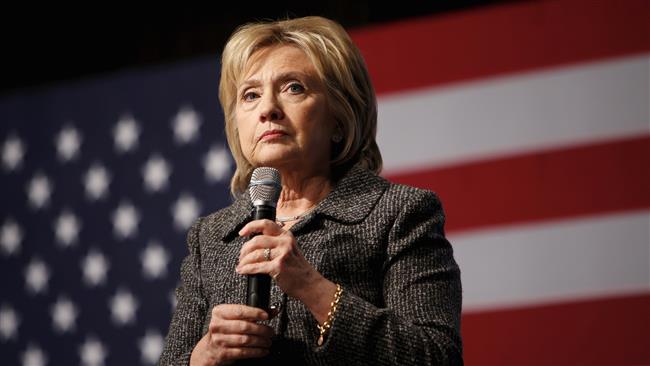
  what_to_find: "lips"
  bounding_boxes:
[258,129,287,141]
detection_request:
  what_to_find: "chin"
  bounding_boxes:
[255,160,293,170]
[252,146,297,165]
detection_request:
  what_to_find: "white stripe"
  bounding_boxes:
[451,211,650,312]
[378,54,650,174]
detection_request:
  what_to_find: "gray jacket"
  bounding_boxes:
[159,165,463,365]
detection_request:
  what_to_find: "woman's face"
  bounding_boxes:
[234,45,335,176]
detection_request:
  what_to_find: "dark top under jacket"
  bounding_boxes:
[159,164,463,365]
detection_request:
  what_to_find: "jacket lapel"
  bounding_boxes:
[215,164,389,240]
[215,194,253,241]
[314,164,389,224]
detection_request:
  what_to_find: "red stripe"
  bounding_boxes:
[386,135,650,233]
[461,293,650,364]
[350,0,650,95]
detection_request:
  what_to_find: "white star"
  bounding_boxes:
[56,125,82,162]
[171,193,201,232]
[26,173,52,210]
[0,304,20,341]
[2,134,25,171]
[54,210,81,247]
[112,201,140,240]
[113,114,140,153]
[142,154,172,193]
[203,145,232,183]
[51,296,78,333]
[1,218,22,256]
[172,105,202,144]
[25,258,50,295]
[79,336,108,366]
[141,241,170,279]
[80,249,109,287]
[84,163,111,200]
[21,344,47,366]
[109,289,138,326]
[139,329,164,365]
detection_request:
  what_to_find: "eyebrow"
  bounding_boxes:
[238,71,312,91]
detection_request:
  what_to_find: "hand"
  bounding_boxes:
[236,219,324,301]
[190,304,274,366]
[236,219,337,324]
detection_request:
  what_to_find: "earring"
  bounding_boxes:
[332,125,343,143]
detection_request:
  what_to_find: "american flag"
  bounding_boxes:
[0,57,235,364]
[356,0,648,364]
[1,0,649,365]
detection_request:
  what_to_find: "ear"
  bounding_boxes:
[331,122,343,143]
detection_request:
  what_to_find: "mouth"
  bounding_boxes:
[258,129,288,142]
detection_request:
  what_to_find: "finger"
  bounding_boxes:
[238,247,271,266]
[210,319,275,338]
[220,347,270,362]
[236,260,275,276]
[239,235,282,261]
[212,304,269,322]
[239,242,289,266]
[242,239,293,265]
[239,219,283,237]
[210,333,273,348]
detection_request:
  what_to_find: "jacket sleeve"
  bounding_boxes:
[158,217,208,366]
[314,190,463,365]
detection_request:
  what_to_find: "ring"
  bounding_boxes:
[263,248,272,261]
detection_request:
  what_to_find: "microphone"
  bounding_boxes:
[246,167,281,310]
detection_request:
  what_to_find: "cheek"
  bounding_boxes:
[305,104,334,144]
[235,119,254,154]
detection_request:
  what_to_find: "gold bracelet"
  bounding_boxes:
[317,284,343,346]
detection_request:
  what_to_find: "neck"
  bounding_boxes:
[276,170,332,217]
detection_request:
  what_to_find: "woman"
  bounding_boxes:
[159,16,462,365]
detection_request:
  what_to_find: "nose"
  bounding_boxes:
[258,93,284,122]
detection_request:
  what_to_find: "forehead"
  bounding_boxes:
[242,45,317,80]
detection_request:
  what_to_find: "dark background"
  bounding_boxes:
[1,1,525,97]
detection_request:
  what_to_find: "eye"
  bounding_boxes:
[287,82,305,94]
[242,91,259,102]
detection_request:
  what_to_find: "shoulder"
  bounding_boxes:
[379,179,444,217]
[202,199,244,225]
[186,195,251,244]
[338,163,441,208]
[378,183,449,258]
[384,181,441,204]
[379,180,447,239]
[321,164,444,225]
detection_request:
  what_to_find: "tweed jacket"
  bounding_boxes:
[159,164,463,365]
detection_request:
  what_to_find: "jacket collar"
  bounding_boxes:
[218,164,388,240]
[314,164,388,223]
[218,193,254,241]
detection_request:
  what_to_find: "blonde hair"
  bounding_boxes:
[219,16,382,195]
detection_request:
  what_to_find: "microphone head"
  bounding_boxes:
[249,167,282,207]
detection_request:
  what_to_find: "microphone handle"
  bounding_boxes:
[246,205,275,310]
